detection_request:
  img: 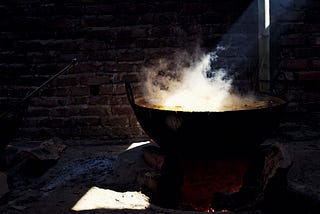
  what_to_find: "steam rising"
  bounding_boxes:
[139,0,296,112]
[142,47,253,112]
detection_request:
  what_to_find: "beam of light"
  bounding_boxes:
[265,0,270,29]
[142,1,261,110]
[71,186,150,211]
[258,0,271,92]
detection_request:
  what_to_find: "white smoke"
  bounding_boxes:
[142,47,252,112]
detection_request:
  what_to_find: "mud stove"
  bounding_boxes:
[115,82,290,212]
[114,141,291,213]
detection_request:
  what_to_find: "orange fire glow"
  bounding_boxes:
[179,158,249,212]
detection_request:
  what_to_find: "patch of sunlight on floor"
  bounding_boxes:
[126,140,151,150]
[71,186,150,211]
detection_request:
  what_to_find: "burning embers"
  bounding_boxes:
[136,143,291,213]
[141,145,249,212]
[179,158,249,212]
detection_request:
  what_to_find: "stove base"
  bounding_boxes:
[114,141,292,212]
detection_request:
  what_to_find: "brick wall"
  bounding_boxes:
[1,0,263,142]
[271,0,320,112]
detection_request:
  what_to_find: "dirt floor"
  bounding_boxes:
[0,139,133,214]
[0,111,320,214]
[0,139,209,214]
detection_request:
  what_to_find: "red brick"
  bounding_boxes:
[81,15,114,28]
[101,115,129,127]
[279,11,305,22]
[77,61,104,73]
[100,84,126,95]
[88,95,111,105]
[279,23,306,34]
[85,5,114,14]
[66,97,88,105]
[79,105,111,115]
[301,92,320,101]
[49,106,80,117]
[309,35,320,45]
[30,97,59,107]
[78,40,107,51]
[22,117,43,127]
[295,48,320,58]
[280,34,306,46]
[306,11,320,23]
[280,59,308,70]
[281,71,296,81]
[52,77,78,87]
[2,0,319,142]
[37,117,67,128]
[297,71,320,81]
[78,126,106,137]
[52,18,80,28]
[120,72,140,82]
[111,105,133,115]
[53,87,72,97]
[310,60,320,70]
[305,24,320,33]
[100,85,114,95]
[79,76,111,85]
[71,116,101,126]
[70,86,90,96]
[27,107,50,117]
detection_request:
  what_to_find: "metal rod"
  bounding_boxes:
[21,58,78,103]
[0,58,78,118]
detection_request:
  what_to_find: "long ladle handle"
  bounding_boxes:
[125,81,135,107]
[21,58,78,103]
[0,58,78,119]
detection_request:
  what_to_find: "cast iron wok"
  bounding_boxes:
[125,82,287,158]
